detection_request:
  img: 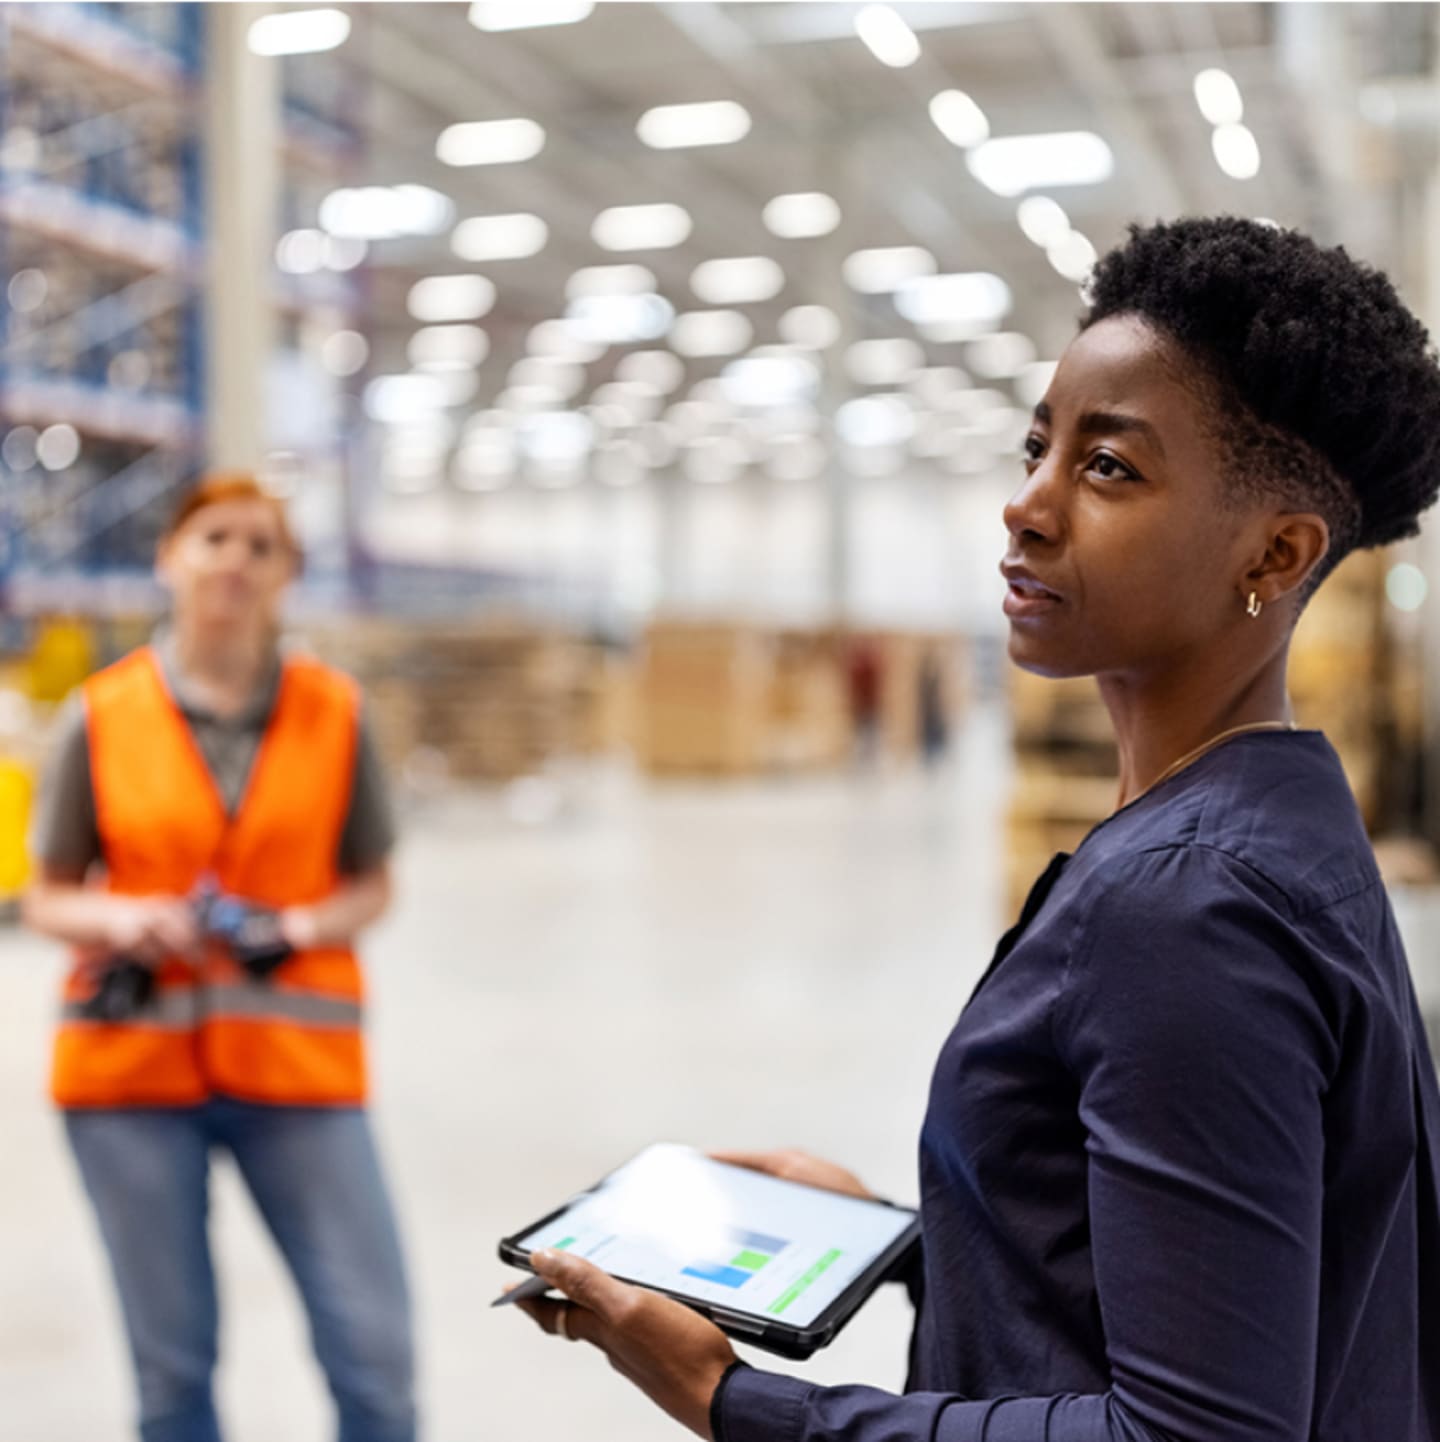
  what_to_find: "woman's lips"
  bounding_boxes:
[1002,581,1064,620]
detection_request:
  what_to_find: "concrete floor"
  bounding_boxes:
[0,707,1012,1442]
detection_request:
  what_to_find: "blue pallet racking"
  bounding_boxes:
[0,0,204,608]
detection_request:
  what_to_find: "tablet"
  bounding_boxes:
[498,1143,920,1359]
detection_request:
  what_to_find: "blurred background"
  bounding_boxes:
[2,2,1439,1438]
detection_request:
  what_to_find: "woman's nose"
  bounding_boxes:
[1003,459,1063,546]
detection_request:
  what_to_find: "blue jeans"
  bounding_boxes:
[65,1099,416,1442]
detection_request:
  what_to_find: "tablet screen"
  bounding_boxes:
[513,1144,914,1330]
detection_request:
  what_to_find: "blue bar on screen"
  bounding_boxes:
[682,1262,752,1289]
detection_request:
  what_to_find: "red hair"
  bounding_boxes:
[163,473,301,562]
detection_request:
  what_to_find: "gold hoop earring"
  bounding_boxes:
[1246,591,1262,619]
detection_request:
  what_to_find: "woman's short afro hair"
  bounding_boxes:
[1082,217,1440,557]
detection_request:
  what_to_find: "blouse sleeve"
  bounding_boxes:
[715,844,1333,1442]
[336,704,398,874]
[28,693,102,874]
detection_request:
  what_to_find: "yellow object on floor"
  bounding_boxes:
[28,618,96,703]
[0,756,34,899]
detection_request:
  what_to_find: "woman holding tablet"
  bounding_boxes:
[517,218,1440,1441]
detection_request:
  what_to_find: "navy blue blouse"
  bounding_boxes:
[718,731,1440,1442]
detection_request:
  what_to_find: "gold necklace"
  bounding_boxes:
[1128,719,1298,806]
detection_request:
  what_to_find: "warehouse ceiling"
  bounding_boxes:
[279,1,1440,486]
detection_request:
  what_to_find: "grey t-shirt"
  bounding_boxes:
[31,638,397,877]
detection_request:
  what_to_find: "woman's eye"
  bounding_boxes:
[1089,451,1136,481]
[1022,435,1045,466]
[251,538,272,559]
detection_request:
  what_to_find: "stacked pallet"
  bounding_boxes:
[1288,550,1385,826]
[1005,671,1117,918]
[770,630,851,771]
[635,623,773,776]
[309,621,588,782]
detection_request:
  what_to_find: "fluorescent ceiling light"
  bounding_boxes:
[636,422,679,468]
[437,118,545,167]
[616,350,686,394]
[854,5,920,67]
[519,411,594,466]
[276,229,326,275]
[762,191,841,239]
[1386,562,1428,613]
[684,434,749,485]
[845,338,925,387]
[1212,123,1260,180]
[966,132,1114,197]
[527,319,606,363]
[595,439,647,487]
[1016,196,1070,248]
[321,330,369,378]
[452,212,549,262]
[407,275,497,323]
[248,8,349,56]
[37,423,80,471]
[365,375,451,425]
[509,357,586,400]
[565,264,656,300]
[907,366,970,408]
[765,435,827,482]
[325,236,367,271]
[896,272,1012,327]
[429,370,480,407]
[592,203,692,252]
[1194,68,1244,126]
[690,256,785,306]
[843,245,936,294]
[664,399,728,441]
[1015,360,1058,409]
[496,386,561,414]
[408,325,490,369]
[455,442,516,491]
[836,394,914,448]
[929,90,989,149]
[564,292,675,346]
[637,100,751,150]
[1047,231,1098,283]
[778,304,841,350]
[919,319,995,345]
[721,355,820,409]
[320,185,452,241]
[671,310,754,358]
[965,331,1036,379]
[469,0,594,31]
[590,381,664,422]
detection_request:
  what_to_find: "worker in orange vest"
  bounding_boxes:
[23,474,415,1442]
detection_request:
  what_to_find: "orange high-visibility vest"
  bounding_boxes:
[50,646,369,1108]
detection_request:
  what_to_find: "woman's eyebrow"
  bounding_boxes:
[1031,401,1166,459]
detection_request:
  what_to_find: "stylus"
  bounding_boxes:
[491,1272,554,1308]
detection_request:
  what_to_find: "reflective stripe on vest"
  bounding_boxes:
[59,982,364,1029]
[50,646,368,1108]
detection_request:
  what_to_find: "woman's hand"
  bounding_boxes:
[709,1148,875,1201]
[515,1249,738,1439]
[103,895,201,963]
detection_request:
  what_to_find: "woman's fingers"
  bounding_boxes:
[708,1148,874,1199]
[530,1248,634,1327]
[516,1293,581,1341]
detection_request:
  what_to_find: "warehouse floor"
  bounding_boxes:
[0,705,1013,1442]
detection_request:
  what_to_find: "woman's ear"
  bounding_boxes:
[1246,511,1331,607]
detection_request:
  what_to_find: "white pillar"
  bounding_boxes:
[203,4,278,472]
